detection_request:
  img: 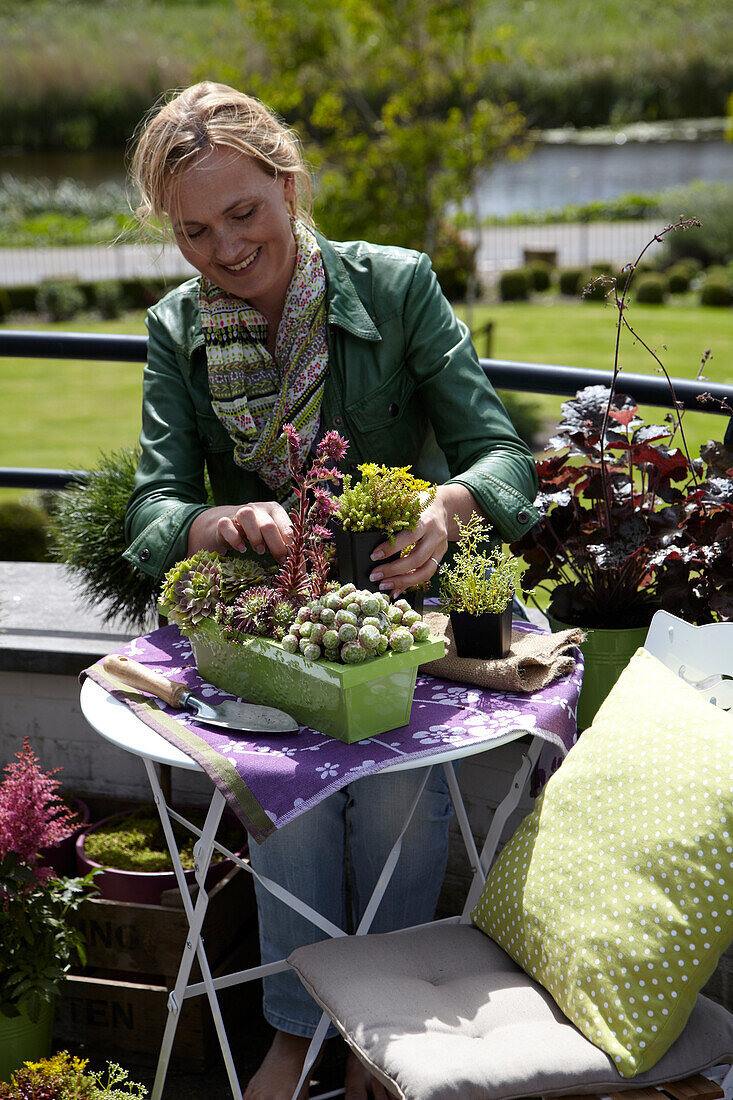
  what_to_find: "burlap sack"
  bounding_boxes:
[420,612,585,693]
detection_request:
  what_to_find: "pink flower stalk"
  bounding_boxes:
[312,486,340,523]
[282,422,302,462]
[0,738,78,865]
[274,428,349,599]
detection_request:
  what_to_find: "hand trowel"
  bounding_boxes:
[103,654,299,734]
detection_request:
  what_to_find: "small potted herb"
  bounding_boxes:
[333,463,436,605]
[0,741,92,1080]
[438,513,527,659]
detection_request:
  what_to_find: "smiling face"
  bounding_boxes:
[166,145,297,321]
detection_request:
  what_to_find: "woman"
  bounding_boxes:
[125,82,538,1100]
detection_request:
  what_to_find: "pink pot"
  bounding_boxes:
[76,808,244,905]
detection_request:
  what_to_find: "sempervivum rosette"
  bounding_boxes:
[160,550,222,628]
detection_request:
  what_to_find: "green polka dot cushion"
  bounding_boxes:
[471,646,733,1079]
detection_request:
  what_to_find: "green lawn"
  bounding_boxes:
[1,299,730,503]
[0,313,147,485]
[458,297,733,462]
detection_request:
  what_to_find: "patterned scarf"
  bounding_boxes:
[199,218,328,506]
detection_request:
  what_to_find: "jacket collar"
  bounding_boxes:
[314,230,381,342]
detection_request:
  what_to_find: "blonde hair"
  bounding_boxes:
[129,82,313,237]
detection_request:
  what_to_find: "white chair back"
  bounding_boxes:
[643,609,733,711]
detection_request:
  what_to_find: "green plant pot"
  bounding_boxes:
[189,617,444,744]
[549,615,648,730]
[0,1000,54,1083]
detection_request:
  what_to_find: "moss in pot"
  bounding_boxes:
[438,513,527,660]
[77,807,246,905]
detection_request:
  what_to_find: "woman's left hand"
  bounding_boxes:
[367,495,449,598]
[367,484,482,598]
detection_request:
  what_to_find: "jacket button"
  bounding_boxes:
[388,403,399,417]
[139,548,151,562]
[333,415,343,427]
[202,434,213,448]
[516,510,530,524]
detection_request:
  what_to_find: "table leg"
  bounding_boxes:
[461,734,544,919]
[143,758,241,1100]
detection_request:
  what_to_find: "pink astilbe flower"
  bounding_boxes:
[0,738,78,865]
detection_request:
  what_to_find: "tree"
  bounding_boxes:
[204,0,528,265]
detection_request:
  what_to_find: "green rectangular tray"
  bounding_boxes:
[188,617,445,744]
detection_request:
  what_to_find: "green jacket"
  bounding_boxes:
[124,232,538,579]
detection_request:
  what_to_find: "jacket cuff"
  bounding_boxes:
[123,503,210,579]
[446,472,539,543]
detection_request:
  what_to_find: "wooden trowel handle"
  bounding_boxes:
[103,654,189,709]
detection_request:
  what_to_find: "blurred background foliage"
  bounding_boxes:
[1,0,730,152]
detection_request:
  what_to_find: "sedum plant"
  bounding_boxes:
[439,514,526,616]
[0,1050,147,1098]
[336,464,436,542]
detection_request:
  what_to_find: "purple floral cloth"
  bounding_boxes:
[82,622,583,843]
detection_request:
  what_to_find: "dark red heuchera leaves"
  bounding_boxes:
[511,386,733,629]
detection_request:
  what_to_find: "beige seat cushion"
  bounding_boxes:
[289,923,733,1100]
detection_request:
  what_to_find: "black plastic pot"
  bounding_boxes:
[332,522,423,613]
[449,604,513,659]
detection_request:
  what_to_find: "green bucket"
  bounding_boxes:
[0,1000,54,1083]
[549,616,649,730]
[189,617,445,744]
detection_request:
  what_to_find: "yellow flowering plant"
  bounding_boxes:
[335,463,436,543]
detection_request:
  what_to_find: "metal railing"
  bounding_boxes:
[1,329,731,491]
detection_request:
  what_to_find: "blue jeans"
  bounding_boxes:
[247,766,454,1037]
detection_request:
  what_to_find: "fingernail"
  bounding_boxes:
[379,581,393,592]
[370,550,384,561]
[255,544,265,555]
[369,571,383,583]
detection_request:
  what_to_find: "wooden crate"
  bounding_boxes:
[71,863,257,983]
[56,864,263,1069]
[55,928,262,1071]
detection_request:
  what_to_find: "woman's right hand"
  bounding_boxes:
[187,502,293,562]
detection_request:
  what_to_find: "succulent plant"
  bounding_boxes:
[219,555,273,603]
[439,514,526,616]
[227,585,298,641]
[159,550,222,628]
[279,585,433,665]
